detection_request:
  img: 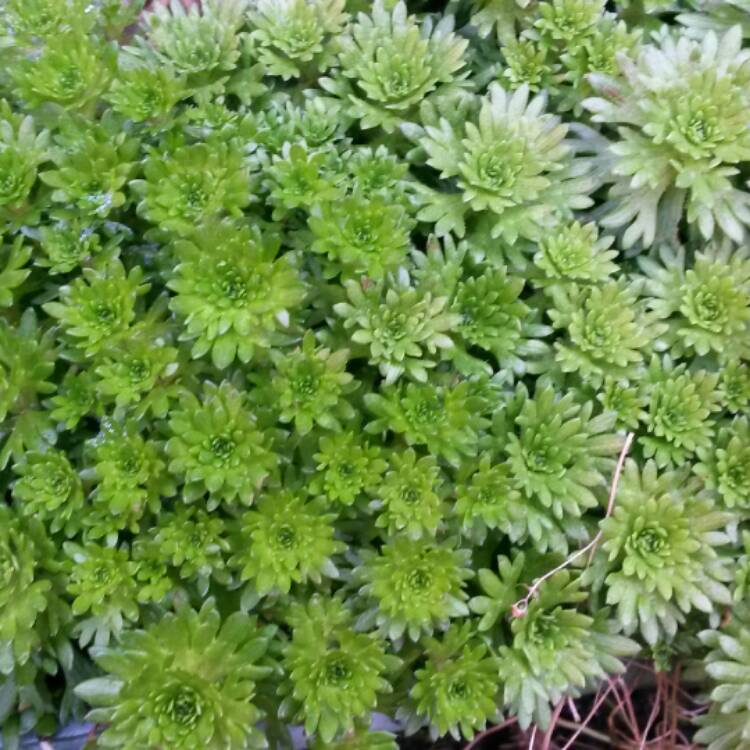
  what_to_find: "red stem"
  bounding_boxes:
[541,701,565,750]
[463,718,518,750]
[560,683,615,750]
[638,673,663,749]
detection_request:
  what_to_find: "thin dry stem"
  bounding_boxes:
[541,701,565,750]
[463,718,518,750]
[511,432,635,617]
[528,725,538,749]
[567,697,581,723]
[638,673,663,749]
[556,718,611,744]
[559,683,615,750]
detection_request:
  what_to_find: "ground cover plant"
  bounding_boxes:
[0,0,750,748]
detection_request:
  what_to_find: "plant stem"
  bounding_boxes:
[556,718,612,744]
[511,432,635,617]
[463,718,518,750]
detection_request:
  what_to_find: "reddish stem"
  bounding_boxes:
[638,673,663,749]
[541,701,565,750]
[567,697,581,723]
[528,725,538,749]
[463,718,518,750]
[560,683,615,750]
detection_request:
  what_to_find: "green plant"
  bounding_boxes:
[468,554,638,728]
[2,2,750,747]
[490,382,622,552]
[42,256,149,357]
[165,381,278,508]
[281,595,400,741]
[230,488,344,596]
[411,81,592,243]
[639,355,721,467]
[308,195,412,279]
[335,271,459,384]
[322,0,468,132]
[262,330,356,435]
[0,505,69,674]
[357,537,473,641]
[132,142,251,234]
[532,220,618,285]
[638,244,750,358]
[75,601,275,749]
[373,449,445,539]
[696,416,750,511]
[11,449,84,537]
[547,278,665,384]
[695,603,750,750]
[132,0,246,87]
[584,26,750,247]
[406,624,501,739]
[510,573,637,726]
[0,103,48,222]
[249,0,348,80]
[12,33,114,111]
[591,460,732,644]
[167,220,305,367]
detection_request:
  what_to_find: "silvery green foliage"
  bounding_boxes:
[696,604,750,750]
[411,82,594,243]
[321,0,469,132]
[1,0,750,747]
[584,26,750,247]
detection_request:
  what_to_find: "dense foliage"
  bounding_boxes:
[0,0,749,748]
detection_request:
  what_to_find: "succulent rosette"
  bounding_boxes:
[75,601,275,749]
[592,460,732,644]
[281,595,400,742]
[1,0,750,745]
[166,381,278,507]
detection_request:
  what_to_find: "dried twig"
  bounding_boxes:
[559,684,615,750]
[567,697,581,723]
[638,673,663,749]
[668,666,681,744]
[556,718,611,745]
[541,701,565,750]
[528,725,538,749]
[619,676,641,740]
[511,432,635,617]
[463,717,518,750]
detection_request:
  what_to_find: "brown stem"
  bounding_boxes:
[618,676,641,739]
[463,718,518,750]
[638,673,663,749]
[560,684,615,750]
[668,665,682,749]
[557,718,613,744]
[528,725,538,749]
[511,432,635,617]
[566,697,581,723]
[541,701,565,750]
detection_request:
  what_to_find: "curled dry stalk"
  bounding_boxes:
[511,431,635,618]
[465,433,636,750]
